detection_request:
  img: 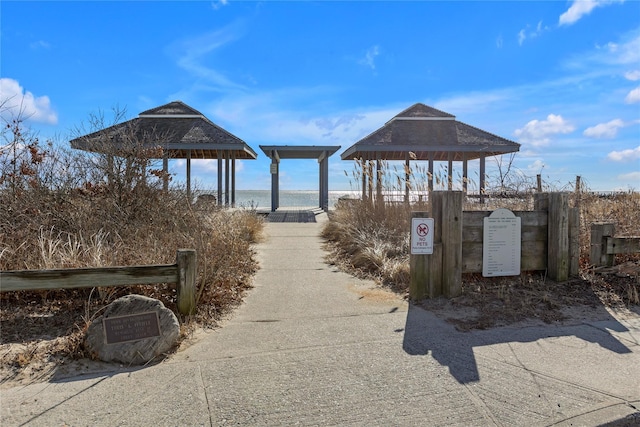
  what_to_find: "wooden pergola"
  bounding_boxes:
[260,145,341,212]
[341,103,521,202]
[70,101,257,204]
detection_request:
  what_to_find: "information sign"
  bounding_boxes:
[411,218,434,255]
[482,208,521,277]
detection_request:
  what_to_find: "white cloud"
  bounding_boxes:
[359,45,380,70]
[527,159,546,173]
[625,70,640,81]
[559,0,624,26]
[583,118,625,138]
[625,86,640,103]
[29,40,50,50]
[514,114,575,147]
[168,22,247,92]
[0,78,58,124]
[618,171,640,182]
[517,21,550,46]
[211,0,228,10]
[606,145,640,162]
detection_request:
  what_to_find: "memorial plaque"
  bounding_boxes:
[103,311,161,344]
[482,208,521,277]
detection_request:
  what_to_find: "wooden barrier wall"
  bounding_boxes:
[410,191,579,300]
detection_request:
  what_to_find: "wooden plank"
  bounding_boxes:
[606,236,640,255]
[590,223,615,267]
[463,211,547,227]
[463,224,546,243]
[462,241,546,273]
[433,192,463,298]
[569,207,580,277]
[428,243,443,298]
[0,264,178,292]
[548,193,569,281]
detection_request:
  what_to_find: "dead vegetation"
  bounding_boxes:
[0,109,264,384]
[323,167,640,331]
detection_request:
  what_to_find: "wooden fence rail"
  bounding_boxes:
[0,249,197,315]
[590,223,640,267]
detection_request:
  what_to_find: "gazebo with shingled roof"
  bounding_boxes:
[70,101,257,204]
[341,103,521,202]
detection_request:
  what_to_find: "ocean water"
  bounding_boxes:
[231,190,358,209]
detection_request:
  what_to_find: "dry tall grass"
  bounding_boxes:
[1,112,264,367]
[323,161,639,311]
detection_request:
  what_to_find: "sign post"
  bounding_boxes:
[410,212,435,300]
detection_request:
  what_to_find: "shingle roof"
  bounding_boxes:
[341,103,519,161]
[70,101,257,160]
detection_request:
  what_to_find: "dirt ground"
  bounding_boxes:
[1,262,639,389]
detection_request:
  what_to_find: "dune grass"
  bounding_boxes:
[0,115,264,373]
[322,164,639,329]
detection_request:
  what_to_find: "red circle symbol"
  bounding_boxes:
[417,223,429,237]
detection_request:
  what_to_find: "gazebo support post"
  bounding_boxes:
[162,155,169,192]
[447,152,453,191]
[361,158,367,202]
[368,160,373,203]
[217,156,223,205]
[186,150,192,202]
[376,156,383,204]
[428,152,434,194]
[225,152,230,206]
[462,154,468,194]
[231,153,236,207]
[405,155,410,205]
[270,150,279,212]
[480,156,486,204]
[319,151,329,211]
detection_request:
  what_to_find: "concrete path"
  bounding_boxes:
[2,212,640,426]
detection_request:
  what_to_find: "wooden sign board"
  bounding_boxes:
[483,208,521,277]
[103,311,161,344]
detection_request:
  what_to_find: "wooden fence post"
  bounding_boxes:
[432,191,463,297]
[410,211,429,300]
[533,192,549,211]
[548,193,569,281]
[590,223,615,267]
[176,249,197,315]
[569,207,580,277]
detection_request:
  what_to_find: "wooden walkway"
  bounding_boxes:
[256,207,324,223]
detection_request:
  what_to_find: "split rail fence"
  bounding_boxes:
[410,191,580,300]
[0,249,197,315]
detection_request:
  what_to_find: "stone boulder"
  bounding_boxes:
[85,295,180,365]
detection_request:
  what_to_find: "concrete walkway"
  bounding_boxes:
[2,212,640,426]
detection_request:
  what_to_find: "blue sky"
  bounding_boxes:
[1,0,639,192]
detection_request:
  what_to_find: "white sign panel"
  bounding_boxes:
[482,208,521,277]
[411,218,434,255]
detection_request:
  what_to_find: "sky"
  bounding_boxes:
[1,0,639,192]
